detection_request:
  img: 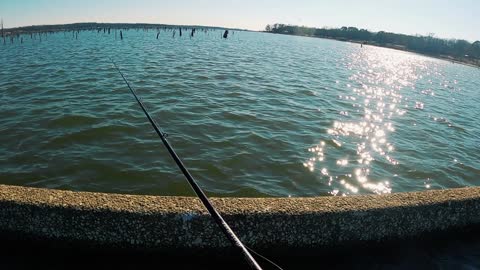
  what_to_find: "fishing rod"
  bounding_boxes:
[109,58,277,270]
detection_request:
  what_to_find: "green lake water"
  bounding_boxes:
[1,29,479,197]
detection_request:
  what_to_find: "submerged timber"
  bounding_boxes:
[2,22,246,35]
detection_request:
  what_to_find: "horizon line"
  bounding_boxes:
[3,21,251,31]
[4,21,478,43]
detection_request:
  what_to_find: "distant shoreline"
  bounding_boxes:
[263,23,480,69]
[264,32,480,69]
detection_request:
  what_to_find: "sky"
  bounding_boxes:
[1,0,478,41]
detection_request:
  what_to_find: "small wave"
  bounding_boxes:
[45,124,139,147]
[456,163,480,175]
[196,75,209,81]
[297,89,317,96]
[48,114,100,128]
[221,110,262,123]
[429,115,467,133]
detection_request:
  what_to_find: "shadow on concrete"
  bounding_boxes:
[2,225,480,269]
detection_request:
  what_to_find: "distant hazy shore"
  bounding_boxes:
[264,24,480,69]
[294,33,480,69]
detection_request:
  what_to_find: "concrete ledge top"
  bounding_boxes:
[0,184,479,215]
[1,183,480,249]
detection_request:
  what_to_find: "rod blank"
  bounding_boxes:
[110,58,263,270]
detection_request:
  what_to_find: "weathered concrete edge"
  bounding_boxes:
[1,184,479,249]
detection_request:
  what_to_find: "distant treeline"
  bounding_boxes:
[266,24,480,66]
[4,22,244,34]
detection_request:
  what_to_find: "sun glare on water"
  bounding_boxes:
[303,48,430,196]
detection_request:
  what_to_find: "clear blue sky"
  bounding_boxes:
[1,0,478,41]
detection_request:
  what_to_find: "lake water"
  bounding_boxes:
[1,29,479,197]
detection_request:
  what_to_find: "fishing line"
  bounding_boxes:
[110,58,283,270]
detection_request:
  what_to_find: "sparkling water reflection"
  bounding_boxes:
[304,46,480,196]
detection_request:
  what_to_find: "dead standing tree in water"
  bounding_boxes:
[1,18,5,45]
[2,24,240,47]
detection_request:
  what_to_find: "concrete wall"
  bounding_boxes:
[1,184,480,249]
